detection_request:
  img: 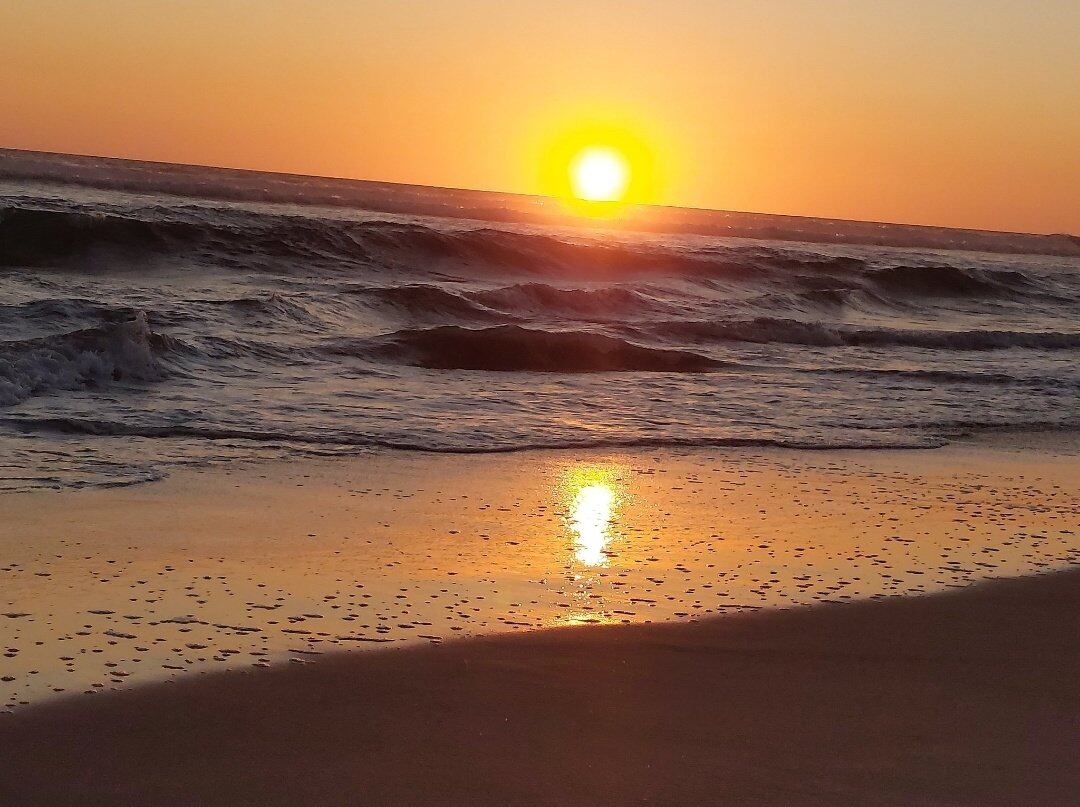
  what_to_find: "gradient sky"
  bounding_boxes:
[2,1,1078,233]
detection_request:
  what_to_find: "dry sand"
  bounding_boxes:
[0,567,1077,806]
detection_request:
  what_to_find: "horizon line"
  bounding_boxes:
[3,146,1074,241]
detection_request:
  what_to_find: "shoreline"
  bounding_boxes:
[9,423,1079,498]
[6,424,1080,497]
[2,566,1077,805]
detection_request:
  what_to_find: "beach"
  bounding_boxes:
[1,437,1078,804]
[3,2,1079,801]
[1,151,1079,804]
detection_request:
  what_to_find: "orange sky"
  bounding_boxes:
[2,1,1078,234]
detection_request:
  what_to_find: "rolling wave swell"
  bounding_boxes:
[633,317,1080,351]
[1,180,1079,490]
[357,326,728,373]
[3,206,1073,307]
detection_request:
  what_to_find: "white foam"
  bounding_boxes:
[0,311,162,406]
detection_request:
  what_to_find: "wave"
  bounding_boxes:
[868,264,1043,299]
[350,282,679,324]
[0,311,171,406]
[2,207,1068,310]
[332,222,738,278]
[0,297,143,325]
[194,295,334,330]
[638,317,1080,351]
[0,415,943,452]
[352,325,729,372]
[0,207,206,267]
[0,206,394,268]
[346,284,501,322]
[466,282,676,318]
[814,366,1079,388]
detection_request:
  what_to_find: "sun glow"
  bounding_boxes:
[569,146,630,203]
[537,121,657,217]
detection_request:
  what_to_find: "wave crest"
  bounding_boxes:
[467,283,673,317]
[0,207,202,266]
[868,264,1041,299]
[638,317,1080,351]
[2,207,1067,311]
[0,311,168,405]
[357,325,727,372]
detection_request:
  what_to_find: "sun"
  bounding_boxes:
[569,146,630,203]
[537,122,655,216]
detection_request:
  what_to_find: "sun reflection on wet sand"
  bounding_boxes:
[561,610,617,626]
[571,482,615,566]
[555,467,628,624]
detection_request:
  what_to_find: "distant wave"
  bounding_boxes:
[347,284,503,322]
[466,282,677,317]
[350,282,678,322]
[0,206,858,284]
[813,366,1080,388]
[0,312,169,406]
[0,297,144,326]
[354,325,729,372]
[636,317,1080,351]
[0,206,745,278]
[3,206,1072,309]
[867,264,1044,299]
[0,207,206,266]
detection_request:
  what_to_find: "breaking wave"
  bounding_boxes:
[0,312,170,406]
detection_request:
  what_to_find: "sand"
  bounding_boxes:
[0,567,1077,805]
[1,436,1078,803]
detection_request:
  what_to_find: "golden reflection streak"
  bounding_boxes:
[564,466,624,568]
[571,482,615,566]
[554,466,626,626]
[561,611,617,627]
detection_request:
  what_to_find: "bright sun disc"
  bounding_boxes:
[569,146,630,203]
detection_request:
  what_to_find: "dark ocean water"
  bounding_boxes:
[2,155,1079,490]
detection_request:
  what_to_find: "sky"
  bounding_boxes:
[2,0,1078,234]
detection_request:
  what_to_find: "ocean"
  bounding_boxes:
[2,150,1079,491]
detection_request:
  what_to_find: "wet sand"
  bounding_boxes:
[3,437,1079,709]
[0,437,1078,802]
[1,566,1078,805]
